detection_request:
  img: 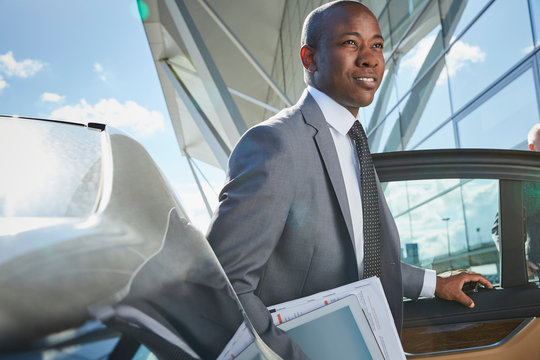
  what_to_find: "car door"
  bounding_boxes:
[374,149,540,359]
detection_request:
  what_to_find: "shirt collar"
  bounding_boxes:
[307,85,359,136]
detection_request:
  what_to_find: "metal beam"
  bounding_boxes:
[228,88,280,114]
[196,0,292,107]
[168,60,280,114]
[186,153,213,217]
[163,0,247,145]
[161,61,230,169]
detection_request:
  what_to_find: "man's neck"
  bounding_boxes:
[308,84,359,117]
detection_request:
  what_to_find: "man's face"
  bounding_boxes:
[304,5,385,116]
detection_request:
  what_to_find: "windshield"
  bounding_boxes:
[0,117,102,220]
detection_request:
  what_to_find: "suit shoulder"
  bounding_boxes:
[244,106,307,140]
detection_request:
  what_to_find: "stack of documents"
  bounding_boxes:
[218,277,405,360]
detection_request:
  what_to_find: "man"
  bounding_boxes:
[528,124,540,151]
[207,2,491,359]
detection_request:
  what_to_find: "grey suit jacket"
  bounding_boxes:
[207,90,425,359]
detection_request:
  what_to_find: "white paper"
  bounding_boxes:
[217,277,405,360]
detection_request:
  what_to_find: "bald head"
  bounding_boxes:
[299,1,384,114]
[528,124,540,151]
[301,1,371,49]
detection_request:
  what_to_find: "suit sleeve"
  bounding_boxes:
[207,124,309,359]
[401,262,426,299]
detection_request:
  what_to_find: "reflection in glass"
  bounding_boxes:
[0,118,101,219]
[384,181,411,216]
[369,107,402,153]
[383,178,500,284]
[394,23,444,101]
[378,7,393,61]
[531,0,540,47]
[402,178,460,211]
[447,0,534,112]
[361,68,392,131]
[458,68,540,149]
[461,179,500,283]
[401,59,452,149]
[387,0,430,53]
[412,121,455,151]
[439,0,489,47]
[524,181,540,282]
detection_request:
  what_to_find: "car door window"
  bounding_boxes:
[383,178,500,285]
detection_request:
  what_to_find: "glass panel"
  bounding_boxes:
[379,7,393,61]
[524,181,540,282]
[439,0,489,46]
[363,0,388,18]
[394,24,444,101]
[0,118,102,220]
[412,121,455,150]
[364,67,399,130]
[368,106,402,153]
[405,178,460,210]
[407,184,466,268]
[461,179,500,284]
[458,68,540,149]
[388,0,430,49]
[447,0,534,112]
[401,59,452,149]
[383,178,500,284]
[529,0,540,47]
[384,181,411,216]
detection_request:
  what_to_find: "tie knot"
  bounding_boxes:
[348,120,366,144]
[348,120,362,134]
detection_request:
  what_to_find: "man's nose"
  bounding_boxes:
[356,45,378,68]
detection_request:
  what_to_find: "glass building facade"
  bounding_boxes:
[265,0,540,154]
[262,0,540,283]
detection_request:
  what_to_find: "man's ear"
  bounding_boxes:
[529,143,536,151]
[300,45,316,72]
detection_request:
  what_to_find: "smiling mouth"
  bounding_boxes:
[353,76,378,89]
[354,77,376,82]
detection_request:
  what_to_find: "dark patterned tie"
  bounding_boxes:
[348,120,382,278]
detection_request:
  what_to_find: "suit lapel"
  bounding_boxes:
[298,90,355,246]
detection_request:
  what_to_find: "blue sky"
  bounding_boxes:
[1,0,224,231]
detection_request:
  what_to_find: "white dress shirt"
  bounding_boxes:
[307,86,436,298]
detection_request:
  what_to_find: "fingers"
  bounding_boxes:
[454,291,475,308]
[435,271,494,308]
[461,273,493,289]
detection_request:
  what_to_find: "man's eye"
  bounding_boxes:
[343,40,357,46]
[373,43,384,49]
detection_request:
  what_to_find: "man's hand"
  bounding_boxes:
[435,270,493,308]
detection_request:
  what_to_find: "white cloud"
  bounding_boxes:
[50,98,165,137]
[41,92,65,103]
[93,62,103,73]
[94,62,107,82]
[446,39,486,78]
[401,35,486,84]
[0,51,44,78]
[401,35,437,71]
[523,44,535,55]
[0,75,7,90]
